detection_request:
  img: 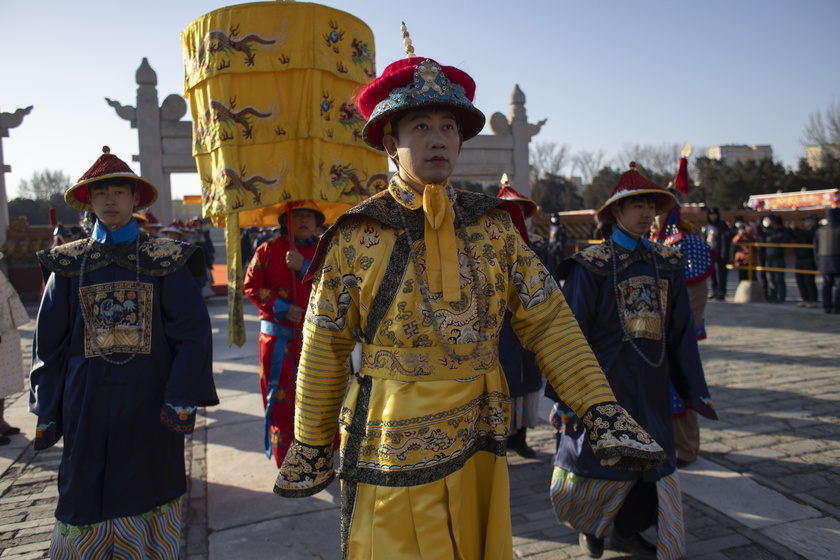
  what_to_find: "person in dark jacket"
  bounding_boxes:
[702,207,731,300]
[815,208,840,313]
[765,215,792,302]
[791,214,820,307]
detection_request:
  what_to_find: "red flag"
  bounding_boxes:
[675,157,689,194]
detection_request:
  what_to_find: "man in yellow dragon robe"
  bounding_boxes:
[274,34,668,560]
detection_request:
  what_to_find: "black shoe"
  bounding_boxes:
[0,435,10,446]
[510,441,536,458]
[2,427,20,436]
[578,532,604,558]
[611,530,656,559]
[506,428,536,458]
[676,458,692,469]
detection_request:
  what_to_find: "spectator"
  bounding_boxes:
[702,207,731,300]
[791,214,820,308]
[765,215,791,302]
[815,208,840,314]
[732,218,758,281]
[756,215,773,300]
[547,212,567,272]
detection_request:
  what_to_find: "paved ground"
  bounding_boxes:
[1,291,839,559]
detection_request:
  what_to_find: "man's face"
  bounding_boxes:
[382,109,463,189]
[291,209,319,241]
[89,183,139,231]
[611,197,657,239]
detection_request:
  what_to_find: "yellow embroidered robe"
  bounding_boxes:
[275,189,666,559]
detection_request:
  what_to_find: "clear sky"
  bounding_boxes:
[2,0,838,200]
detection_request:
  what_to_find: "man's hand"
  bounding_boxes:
[286,248,304,272]
[286,305,304,324]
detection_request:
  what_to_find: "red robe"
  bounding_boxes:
[244,235,317,467]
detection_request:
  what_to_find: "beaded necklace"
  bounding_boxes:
[610,236,666,367]
[78,236,143,365]
[396,199,488,361]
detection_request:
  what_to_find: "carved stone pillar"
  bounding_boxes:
[0,106,33,249]
[507,85,546,197]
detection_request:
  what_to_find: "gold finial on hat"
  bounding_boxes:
[500,173,509,186]
[401,22,415,57]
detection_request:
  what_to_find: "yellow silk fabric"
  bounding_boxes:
[388,176,460,302]
[293,204,615,557]
[350,453,512,559]
[181,2,388,345]
[421,183,460,301]
[294,208,615,448]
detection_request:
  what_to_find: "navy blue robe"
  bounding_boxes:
[30,235,218,525]
[548,235,716,482]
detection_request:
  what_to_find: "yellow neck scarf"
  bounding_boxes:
[389,173,461,302]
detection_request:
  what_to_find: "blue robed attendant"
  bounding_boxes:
[547,163,717,560]
[30,147,218,559]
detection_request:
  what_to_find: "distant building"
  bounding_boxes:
[707,145,773,166]
[805,144,840,169]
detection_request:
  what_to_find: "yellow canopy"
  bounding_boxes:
[182,1,388,345]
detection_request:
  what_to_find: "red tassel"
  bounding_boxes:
[675,157,689,194]
[49,207,57,227]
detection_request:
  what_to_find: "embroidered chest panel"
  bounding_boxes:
[79,281,154,357]
[616,275,669,342]
[311,207,549,350]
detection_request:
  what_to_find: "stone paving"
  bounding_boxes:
[1,297,838,559]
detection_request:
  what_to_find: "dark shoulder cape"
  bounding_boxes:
[304,189,528,282]
[555,240,686,280]
[37,235,205,281]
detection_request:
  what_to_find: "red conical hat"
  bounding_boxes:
[496,177,537,219]
[597,162,675,223]
[65,146,158,211]
[142,210,162,227]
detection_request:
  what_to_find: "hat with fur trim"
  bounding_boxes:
[65,146,158,212]
[597,162,675,223]
[356,24,485,150]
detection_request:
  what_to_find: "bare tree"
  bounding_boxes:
[801,98,840,146]
[17,169,72,201]
[571,149,605,186]
[614,143,682,179]
[530,141,570,181]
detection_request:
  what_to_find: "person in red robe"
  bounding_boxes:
[244,206,324,467]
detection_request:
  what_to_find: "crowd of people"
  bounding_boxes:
[11,27,839,560]
[705,209,836,311]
